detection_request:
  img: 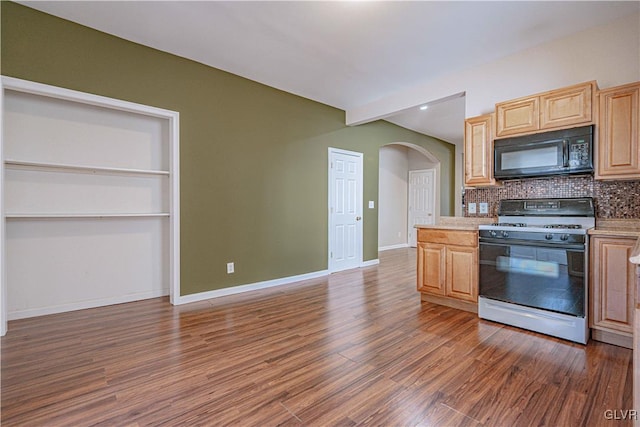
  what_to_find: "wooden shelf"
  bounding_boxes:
[1,77,181,336]
[5,213,170,219]
[4,159,170,176]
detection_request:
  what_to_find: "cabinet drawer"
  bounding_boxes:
[417,229,477,246]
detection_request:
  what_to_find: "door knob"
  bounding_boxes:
[356,216,362,221]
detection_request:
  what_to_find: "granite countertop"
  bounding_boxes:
[415,216,495,231]
[413,217,640,264]
[588,219,640,238]
[588,219,640,266]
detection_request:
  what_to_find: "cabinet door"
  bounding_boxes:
[591,236,636,334]
[446,245,478,302]
[495,96,539,137]
[540,82,594,130]
[464,114,496,186]
[417,242,446,295]
[596,82,640,180]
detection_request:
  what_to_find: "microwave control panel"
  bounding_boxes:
[568,140,590,168]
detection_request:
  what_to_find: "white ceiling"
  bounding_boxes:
[20,1,640,145]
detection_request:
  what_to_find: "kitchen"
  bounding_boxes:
[416,78,640,414]
[2,1,640,425]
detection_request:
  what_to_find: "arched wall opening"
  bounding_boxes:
[378,142,440,250]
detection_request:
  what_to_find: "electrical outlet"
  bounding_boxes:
[226,262,234,274]
[479,202,488,214]
[368,201,375,209]
[468,203,477,214]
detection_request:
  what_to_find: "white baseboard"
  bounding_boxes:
[7,288,169,320]
[174,269,329,305]
[378,243,409,251]
[361,259,380,267]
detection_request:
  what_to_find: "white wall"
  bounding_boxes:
[347,12,640,123]
[379,145,409,249]
[378,145,438,250]
[3,88,171,320]
[408,151,434,171]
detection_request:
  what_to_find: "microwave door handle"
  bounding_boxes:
[562,139,569,167]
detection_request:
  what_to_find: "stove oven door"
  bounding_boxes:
[479,240,586,317]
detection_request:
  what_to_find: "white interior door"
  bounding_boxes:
[408,169,436,247]
[328,148,363,272]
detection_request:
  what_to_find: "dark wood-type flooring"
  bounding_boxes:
[1,248,633,426]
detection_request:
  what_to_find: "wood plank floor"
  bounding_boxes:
[1,248,633,426]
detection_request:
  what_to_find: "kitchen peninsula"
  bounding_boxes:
[415,217,493,313]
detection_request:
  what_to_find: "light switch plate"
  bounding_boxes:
[468,203,477,214]
[479,202,488,214]
[368,201,375,209]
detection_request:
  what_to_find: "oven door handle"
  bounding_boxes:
[479,239,585,250]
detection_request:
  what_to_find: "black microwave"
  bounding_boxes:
[493,125,593,180]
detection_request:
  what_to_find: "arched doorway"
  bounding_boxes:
[378,143,440,250]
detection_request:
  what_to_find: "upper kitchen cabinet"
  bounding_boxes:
[464,113,497,187]
[596,81,640,180]
[540,82,595,129]
[495,81,596,138]
[495,96,539,137]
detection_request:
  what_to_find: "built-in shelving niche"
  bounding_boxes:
[0,77,180,335]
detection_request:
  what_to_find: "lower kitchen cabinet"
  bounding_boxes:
[417,242,445,295]
[590,235,637,348]
[446,246,477,302]
[417,228,478,312]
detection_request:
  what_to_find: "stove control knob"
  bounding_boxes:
[560,234,570,241]
[501,231,509,238]
[545,233,554,240]
[489,231,497,238]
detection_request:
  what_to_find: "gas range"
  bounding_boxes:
[482,221,588,233]
[477,197,594,344]
[478,198,595,243]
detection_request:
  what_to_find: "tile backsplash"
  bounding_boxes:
[464,176,640,218]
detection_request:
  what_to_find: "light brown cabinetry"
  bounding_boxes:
[446,246,477,302]
[495,96,539,137]
[417,228,478,312]
[464,113,496,187]
[590,235,637,348]
[540,83,594,129]
[596,82,640,180]
[417,242,445,295]
[495,81,596,138]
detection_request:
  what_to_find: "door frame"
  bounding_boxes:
[327,147,364,273]
[0,76,181,336]
[408,168,437,247]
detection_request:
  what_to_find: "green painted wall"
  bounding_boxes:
[1,2,455,295]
